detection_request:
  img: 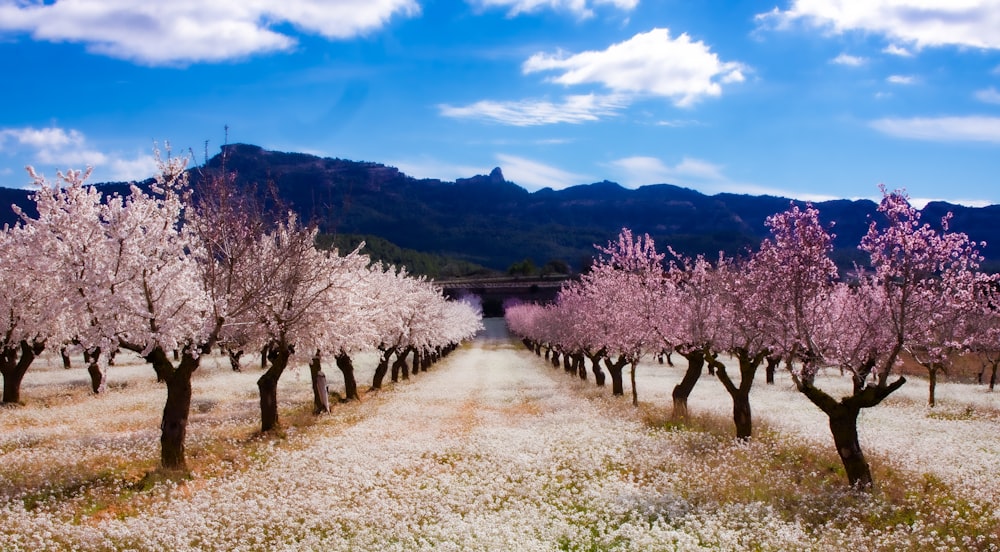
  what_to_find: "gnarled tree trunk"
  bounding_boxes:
[257,341,290,432]
[335,351,358,401]
[1,341,43,404]
[604,355,628,396]
[672,349,704,421]
[765,355,780,385]
[85,348,108,394]
[797,376,906,489]
[712,349,766,440]
[371,348,394,390]
[138,346,201,470]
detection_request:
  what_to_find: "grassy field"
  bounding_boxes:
[1,323,998,550]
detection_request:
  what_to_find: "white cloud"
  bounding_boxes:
[608,156,728,188]
[832,53,867,66]
[886,74,916,84]
[439,94,627,126]
[975,87,1000,104]
[0,126,157,182]
[494,154,588,190]
[908,197,991,209]
[756,1,1000,51]
[607,155,849,202]
[0,0,420,65]
[883,43,914,57]
[523,28,747,108]
[109,154,159,182]
[870,116,1000,143]
[390,158,486,181]
[469,0,637,18]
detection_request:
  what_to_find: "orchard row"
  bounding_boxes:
[0,152,483,469]
[506,187,996,489]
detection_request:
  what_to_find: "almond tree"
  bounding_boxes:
[793,189,983,488]
[707,255,772,440]
[367,265,427,390]
[248,215,350,432]
[668,253,724,420]
[20,167,124,393]
[0,223,53,404]
[313,248,378,405]
[967,276,1000,391]
[22,156,227,469]
[575,229,669,404]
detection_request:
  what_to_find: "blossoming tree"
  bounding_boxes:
[793,189,983,488]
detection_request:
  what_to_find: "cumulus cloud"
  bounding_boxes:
[0,0,420,65]
[832,53,867,66]
[0,126,157,182]
[439,94,627,126]
[756,1,1000,51]
[870,116,1000,143]
[608,156,725,188]
[495,154,589,190]
[468,0,637,18]
[390,158,486,181]
[883,44,914,57]
[523,28,747,108]
[886,74,916,85]
[975,87,1000,104]
[608,155,840,201]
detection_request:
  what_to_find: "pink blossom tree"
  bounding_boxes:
[794,188,984,488]
[0,222,54,404]
[667,253,724,420]
[706,254,772,440]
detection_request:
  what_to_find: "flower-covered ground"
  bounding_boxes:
[1,320,998,550]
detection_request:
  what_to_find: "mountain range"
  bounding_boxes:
[4,143,1000,274]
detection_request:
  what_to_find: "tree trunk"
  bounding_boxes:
[713,350,765,440]
[829,406,870,488]
[573,353,586,380]
[372,349,393,390]
[588,355,606,386]
[1,341,42,404]
[765,355,779,385]
[87,357,107,394]
[563,352,572,372]
[796,376,906,489]
[60,347,71,369]
[257,342,290,432]
[928,365,938,407]
[309,352,330,414]
[551,350,561,368]
[630,361,638,406]
[672,349,704,421]
[153,349,198,470]
[990,363,997,392]
[604,356,627,396]
[335,352,358,401]
[411,349,421,376]
[227,348,243,372]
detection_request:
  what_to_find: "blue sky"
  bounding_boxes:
[1,0,999,207]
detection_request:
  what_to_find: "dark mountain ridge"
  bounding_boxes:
[3,143,999,272]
